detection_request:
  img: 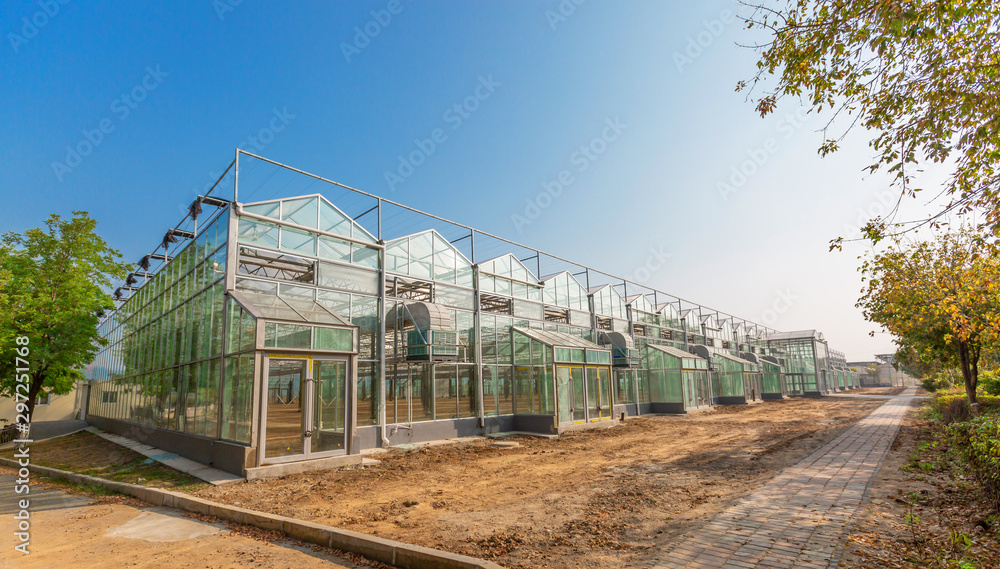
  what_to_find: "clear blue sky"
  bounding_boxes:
[1,0,934,360]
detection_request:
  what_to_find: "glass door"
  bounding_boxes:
[263,355,351,462]
[571,367,585,422]
[265,359,306,459]
[683,371,696,409]
[596,367,611,420]
[311,358,348,455]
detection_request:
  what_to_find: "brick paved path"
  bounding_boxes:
[651,387,919,569]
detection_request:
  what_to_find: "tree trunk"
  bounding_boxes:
[23,371,45,425]
[957,340,978,407]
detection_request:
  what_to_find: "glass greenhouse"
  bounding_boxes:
[84,152,859,476]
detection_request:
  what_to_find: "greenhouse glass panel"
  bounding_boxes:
[315,327,354,351]
[264,322,312,349]
[385,239,408,274]
[537,367,554,414]
[409,232,434,279]
[434,366,457,420]
[245,201,279,219]
[280,227,317,256]
[319,199,353,237]
[318,236,352,264]
[239,219,279,249]
[353,244,379,269]
[281,196,319,228]
[317,262,379,294]
[497,366,513,415]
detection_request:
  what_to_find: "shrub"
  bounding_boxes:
[921,371,955,393]
[980,369,1000,396]
[948,415,1000,509]
[933,394,1000,423]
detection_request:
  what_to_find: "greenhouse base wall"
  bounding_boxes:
[513,414,558,434]
[717,396,749,406]
[761,392,786,400]
[648,402,686,414]
[86,415,254,476]
[615,403,637,419]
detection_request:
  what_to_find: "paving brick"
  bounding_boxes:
[650,389,916,568]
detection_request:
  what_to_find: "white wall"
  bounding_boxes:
[0,383,85,423]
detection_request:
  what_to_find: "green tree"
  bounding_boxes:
[864,362,879,378]
[858,227,1000,405]
[738,1,1000,243]
[0,212,129,424]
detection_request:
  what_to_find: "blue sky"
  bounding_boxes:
[1,0,940,360]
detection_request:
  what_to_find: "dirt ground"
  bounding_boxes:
[841,402,1000,568]
[194,397,883,569]
[0,484,386,569]
[0,471,388,569]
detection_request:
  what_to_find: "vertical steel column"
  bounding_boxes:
[233,149,240,203]
[472,231,485,426]
[377,199,389,445]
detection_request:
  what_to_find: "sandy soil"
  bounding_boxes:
[0,490,377,569]
[196,397,883,569]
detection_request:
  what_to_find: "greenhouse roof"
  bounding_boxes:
[714,351,758,367]
[241,194,377,243]
[512,327,607,351]
[767,329,824,341]
[481,253,540,284]
[647,343,703,360]
[231,290,354,327]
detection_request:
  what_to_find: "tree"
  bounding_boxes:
[858,227,1000,405]
[0,212,129,425]
[864,362,879,377]
[738,1,1000,244]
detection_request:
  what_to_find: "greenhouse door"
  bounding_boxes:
[683,371,697,409]
[786,373,804,395]
[557,366,587,423]
[262,355,350,463]
[586,367,612,421]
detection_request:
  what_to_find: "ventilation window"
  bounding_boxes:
[480,293,512,315]
[387,277,433,302]
[544,306,569,323]
[237,247,315,283]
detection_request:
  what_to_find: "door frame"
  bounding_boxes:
[258,352,355,466]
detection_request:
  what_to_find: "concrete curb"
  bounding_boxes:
[0,458,502,569]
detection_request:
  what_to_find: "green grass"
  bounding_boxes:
[17,431,207,493]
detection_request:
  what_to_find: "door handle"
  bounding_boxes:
[304,430,313,438]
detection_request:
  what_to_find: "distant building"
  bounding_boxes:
[847,357,917,387]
